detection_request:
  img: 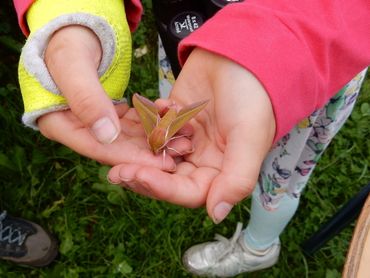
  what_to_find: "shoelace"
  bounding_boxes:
[0,211,27,246]
[214,222,243,262]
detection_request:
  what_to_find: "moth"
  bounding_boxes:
[132,93,209,155]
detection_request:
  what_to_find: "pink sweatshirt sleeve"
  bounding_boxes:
[13,0,143,35]
[13,0,33,35]
[178,0,370,142]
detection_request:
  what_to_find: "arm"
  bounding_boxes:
[15,0,135,132]
[179,0,370,142]
[13,0,143,35]
[108,0,370,223]
[10,0,186,169]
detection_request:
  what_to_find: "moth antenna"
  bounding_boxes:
[166,146,183,156]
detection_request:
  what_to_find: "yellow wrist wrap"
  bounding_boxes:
[18,0,132,129]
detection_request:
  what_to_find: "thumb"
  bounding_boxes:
[45,26,120,144]
[206,123,275,224]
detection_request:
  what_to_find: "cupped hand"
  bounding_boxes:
[39,25,192,169]
[39,102,192,170]
[108,48,276,223]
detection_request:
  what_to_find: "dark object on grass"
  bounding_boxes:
[302,182,370,256]
[0,210,58,266]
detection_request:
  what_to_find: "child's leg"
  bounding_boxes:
[157,44,367,251]
[244,192,299,249]
[244,68,368,250]
[158,36,175,99]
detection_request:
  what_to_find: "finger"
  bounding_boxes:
[115,100,144,137]
[154,98,174,109]
[38,111,177,171]
[174,123,193,137]
[123,180,157,199]
[108,164,157,198]
[119,117,146,137]
[165,136,194,156]
[115,103,130,118]
[154,98,194,136]
[45,26,120,144]
[206,125,274,224]
[108,163,218,208]
[124,107,141,123]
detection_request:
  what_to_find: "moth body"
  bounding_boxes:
[148,127,167,154]
[132,93,209,155]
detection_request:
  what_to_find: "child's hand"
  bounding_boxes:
[108,48,276,223]
[38,25,193,168]
[42,25,120,144]
[38,101,192,170]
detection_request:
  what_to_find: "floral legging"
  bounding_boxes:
[158,37,368,250]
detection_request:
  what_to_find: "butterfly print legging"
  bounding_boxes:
[243,68,368,250]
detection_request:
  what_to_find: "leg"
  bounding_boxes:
[158,36,175,99]
[182,68,368,277]
[244,68,367,250]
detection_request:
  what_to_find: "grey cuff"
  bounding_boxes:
[21,13,117,130]
[22,105,69,130]
[22,99,127,131]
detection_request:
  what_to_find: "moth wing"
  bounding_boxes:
[166,99,209,140]
[132,93,159,136]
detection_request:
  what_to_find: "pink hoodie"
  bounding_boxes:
[13,0,370,141]
[13,0,143,34]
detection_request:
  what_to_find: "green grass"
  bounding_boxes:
[0,1,369,277]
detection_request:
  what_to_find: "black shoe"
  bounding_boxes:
[0,211,58,266]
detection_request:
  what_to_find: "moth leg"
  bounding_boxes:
[167,134,189,142]
[165,146,183,156]
[162,148,167,169]
[165,134,194,156]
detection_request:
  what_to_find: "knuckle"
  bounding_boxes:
[228,175,257,197]
[69,91,98,120]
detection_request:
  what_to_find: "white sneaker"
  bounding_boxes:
[182,223,280,277]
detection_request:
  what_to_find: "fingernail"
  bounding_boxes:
[185,146,195,154]
[91,117,119,144]
[168,164,177,172]
[126,182,137,191]
[106,175,121,185]
[118,173,132,183]
[213,202,233,224]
